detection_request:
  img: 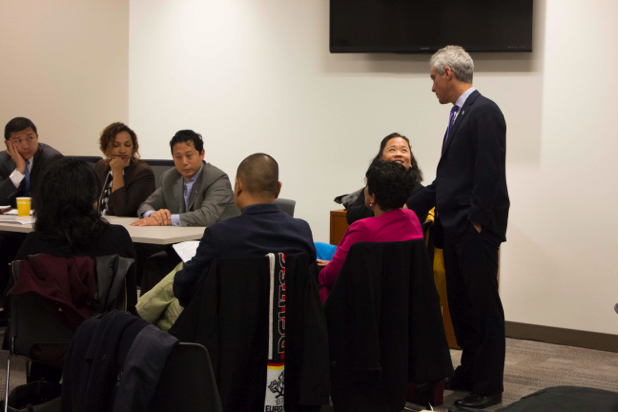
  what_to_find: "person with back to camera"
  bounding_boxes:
[344,132,424,225]
[94,122,155,217]
[10,157,138,382]
[318,160,424,303]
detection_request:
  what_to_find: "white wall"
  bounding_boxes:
[129,0,618,335]
[4,1,616,336]
[0,0,129,155]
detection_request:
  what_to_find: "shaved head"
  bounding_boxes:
[236,153,279,196]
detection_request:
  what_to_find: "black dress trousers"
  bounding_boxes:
[442,221,505,396]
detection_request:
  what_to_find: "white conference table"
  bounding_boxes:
[0,215,205,245]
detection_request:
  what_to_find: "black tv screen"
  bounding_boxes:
[330,0,533,53]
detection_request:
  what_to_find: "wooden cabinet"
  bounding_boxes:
[329,209,349,246]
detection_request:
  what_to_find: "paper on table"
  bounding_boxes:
[5,209,34,216]
[0,216,33,224]
[173,241,200,263]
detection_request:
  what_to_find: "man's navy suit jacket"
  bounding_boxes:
[407,90,509,241]
[174,202,317,307]
[0,143,62,208]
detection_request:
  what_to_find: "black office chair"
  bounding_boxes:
[324,240,453,411]
[4,254,133,412]
[149,343,222,412]
[142,159,175,189]
[169,253,329,412]
[4,292,74,412]
[274,198,296,217]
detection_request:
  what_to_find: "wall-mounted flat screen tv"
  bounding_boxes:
[330,0,533,53]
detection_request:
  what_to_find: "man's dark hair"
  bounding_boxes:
[5,117,37,139]
[371,132,423,186]
[34,158,108,252]
[236,153,279,196]
[169,130,204,154]
[365,159,415,212]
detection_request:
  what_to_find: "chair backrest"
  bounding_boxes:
[169,253,329,412]
[274,198,296,217]
[65,155,102,169]
[142,159,175,189]
[324,240,453,412]
[149,343,222,412]
[10,292,74,362]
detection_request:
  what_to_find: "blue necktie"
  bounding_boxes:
[445,105,460,143]
[24,159,31,195]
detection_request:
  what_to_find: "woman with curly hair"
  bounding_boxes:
[318,160,424,303]
[345,132,424,225]
[94,122,155,217]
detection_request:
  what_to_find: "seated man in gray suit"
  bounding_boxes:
[1,117,62,315]
[133,129,240,293]
[133,129,239,227]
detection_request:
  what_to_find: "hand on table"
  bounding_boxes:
[5,140,26,174]
[131,209,172,226]
[316,259,330,267]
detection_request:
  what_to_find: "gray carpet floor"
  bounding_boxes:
[1,330,617,411]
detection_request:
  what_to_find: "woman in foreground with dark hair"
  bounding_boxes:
[94,122,155,217]
[15,157,138,311]
[345,132,424,225]
[318,160,424,303]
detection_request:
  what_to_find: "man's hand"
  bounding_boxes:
[472,222,482,233]
[131,216,164,227]
[5,140,26,174]
[316,259,330,267]
[131,209,172,226]
[109,157,125,175]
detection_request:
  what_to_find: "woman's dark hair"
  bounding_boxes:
[365,160,415,212]
[169,130,204,154]
[34,158,109,252]
[99,122,140,162]
[371,132,423,186]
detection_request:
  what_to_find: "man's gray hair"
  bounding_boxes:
[430,45,474,84]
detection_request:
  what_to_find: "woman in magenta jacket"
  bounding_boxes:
[318,160,424,303]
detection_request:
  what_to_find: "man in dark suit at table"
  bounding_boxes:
[132,129,240,293]
[406,46,509,409]
[0,117,63,313]
[173,153,316,308]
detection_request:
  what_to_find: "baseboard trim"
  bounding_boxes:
[505,321,618,353]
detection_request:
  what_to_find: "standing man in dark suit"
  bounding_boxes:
[0,117,63,311]
[132,130,240,293]
[406,46,509,409]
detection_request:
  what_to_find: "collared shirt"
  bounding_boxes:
[452,86,476,122]
[170,163,204,227]
[9,156,34,188]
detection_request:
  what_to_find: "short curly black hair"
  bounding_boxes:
[365,159,415,212]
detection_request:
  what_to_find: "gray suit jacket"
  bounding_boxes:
[137,161,240,227]
[0,143,63,208]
